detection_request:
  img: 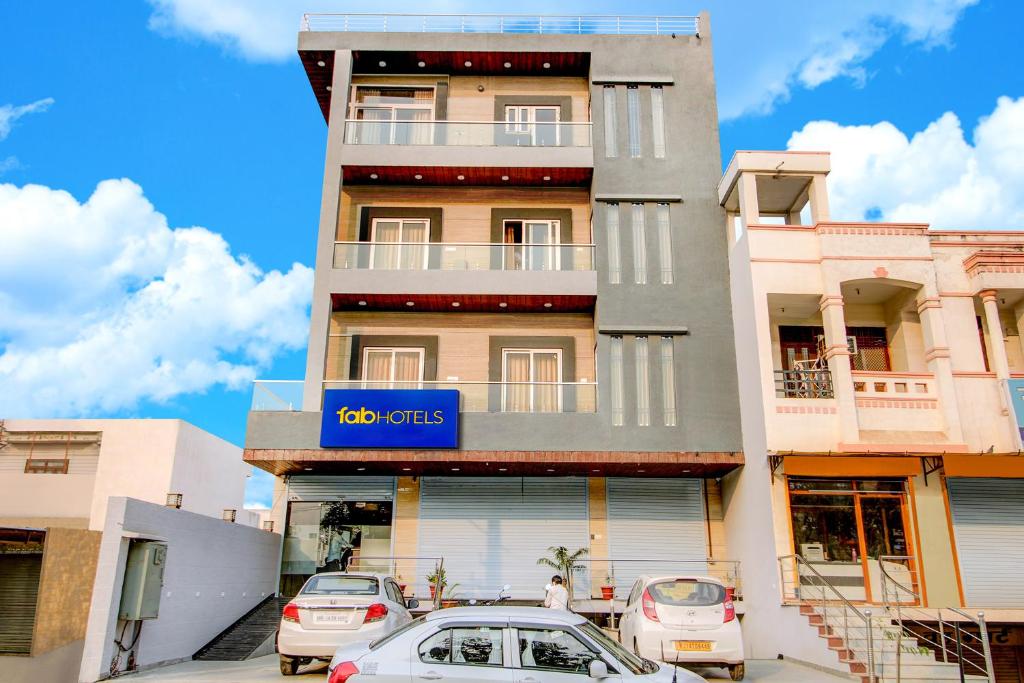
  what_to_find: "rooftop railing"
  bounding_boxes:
[302,13,700,36]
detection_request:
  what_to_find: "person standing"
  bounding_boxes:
[543,575,570,610]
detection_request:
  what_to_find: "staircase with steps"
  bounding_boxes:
[194,595,289,661]
[799,603,989,682]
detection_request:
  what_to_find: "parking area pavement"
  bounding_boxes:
[124,655,852,682]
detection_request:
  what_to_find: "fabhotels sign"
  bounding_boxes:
[320,389,459,448]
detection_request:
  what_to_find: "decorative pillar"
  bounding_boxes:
[980,290,1011,379]
[917,295,964,442]
[819,294,859,443]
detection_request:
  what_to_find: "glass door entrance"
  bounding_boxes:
[788,479,917,603]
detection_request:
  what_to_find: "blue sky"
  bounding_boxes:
[2,1,1022,506]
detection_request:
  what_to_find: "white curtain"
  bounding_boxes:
[370,221,400,269]
[394,351,422,387]
[504,352,531,412]
[363,350,392,388]
[532,352,560,413]
[401,221,428,270]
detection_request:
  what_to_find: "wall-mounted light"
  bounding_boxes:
[477,84,485,92]
[378,60,387,67]
[499,302,508,308]
[464,60,472,67]
[503,62,512,69]
[317,60,326,67]
[406,301,415,307]
[222,509,237,523]
[262,521,275,532]
[165,493,183,509]
[417,61,426,68]
[414,174,423,180]
[501,175,509,181]
[326,85,332,91]
[369,173,379,179]
[456,174,465,181]
[542,62,551,69]
[358,300,367,306]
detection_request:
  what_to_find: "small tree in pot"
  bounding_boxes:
[537,546,589,607]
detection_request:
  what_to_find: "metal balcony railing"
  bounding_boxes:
[302,13,700,36]
[775,369,834,399]
[333,242,595,271]
[343,120,592,147]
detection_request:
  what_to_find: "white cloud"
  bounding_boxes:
[787,96,1024,230]
[0,98,54,141]
[0,178,313,417]
[142,1,976,119]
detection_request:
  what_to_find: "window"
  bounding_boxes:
[651,86,666,158]
[626,86,641,158]
[517,628,598,672]
[660,336,677,427]
[369,218,429,269]
[656,203,672,284]
[419,627,504,666]
[301,575,378,596]
[505,105,560,146]
[603,86,618,158]
[635,336,651,426]
[350,86,434,144]
[502,219,560,271]
[362,347,425,388]
[502,348,562,412]
[610,336,624,426]
[631,204,647,285]
[385,580,403,603]
[648,580,726,606]
[606,203,621,284]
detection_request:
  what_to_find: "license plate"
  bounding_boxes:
[673,641,713,652]
[312,611,353,625]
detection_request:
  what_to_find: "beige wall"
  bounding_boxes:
[32,528,101,656]
[327,311,596,383]
[911,475,962,607]
[447,75,589,122]
[338,186,592,244]
[705,479,728,560]
[392,476,420,592]
[587,477,610,598]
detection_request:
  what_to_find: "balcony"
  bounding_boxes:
[333,242,594,271]
[343,120,591,148]
[251,380,597,414]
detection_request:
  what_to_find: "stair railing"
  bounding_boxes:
[779,554,878,682]
[879,555,994,682]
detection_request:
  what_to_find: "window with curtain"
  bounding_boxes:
[631,203,648,285]
[606,203,622,284]
[502,219,560,271]
[626,86,641,158]
[361,347,425,388]
[369,218,429,269]
[635,336,651,426]
[352,86,434,144]
[651,86,666,158]
[656,203,673,284]
[661,336,677,426]
[502,349,562,413]
[610,336,624,426]
[603,86,618,158]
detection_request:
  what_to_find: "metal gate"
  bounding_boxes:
[948,478,1024,607]
[286,475,396,501]
[0,554,42,654]
[417,477,590,600]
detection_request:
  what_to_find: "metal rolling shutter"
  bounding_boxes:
[417,477,589,600]
[286,476,396,501]
[0,554,42,655]
[606,478,707,593]
[947,478,1024,607]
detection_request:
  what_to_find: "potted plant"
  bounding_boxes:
[537,545,589,607]
[426,567,447,600]
[600,574,615,600]
[397,574,408,597]
[440,582,461,609]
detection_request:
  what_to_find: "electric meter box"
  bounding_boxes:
[118,541,167,620]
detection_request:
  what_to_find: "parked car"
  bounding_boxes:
[277,572,417,675]
[326,606,707,682]
[617,576,744,680]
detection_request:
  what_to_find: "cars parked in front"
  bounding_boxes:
[277,572,417,675]
[325,605,707,682]
[617,576,744,680]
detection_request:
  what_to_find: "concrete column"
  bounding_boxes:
[808,174,830,224]
[1013,301,1024,359]
[303,51,354,412]
[980,290,1011,379]
[393,476,420,593]
[820,294,859,443]
[587,477,610,599]
[917,295,964,442]
[736,171,759,228]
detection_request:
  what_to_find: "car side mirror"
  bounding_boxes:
[589,660,610,679]
[406,598,420,609]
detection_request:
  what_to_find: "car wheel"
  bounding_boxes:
[729,663,745,681]
[279,655,299,676]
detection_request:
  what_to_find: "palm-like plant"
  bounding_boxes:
[536,545,589,606]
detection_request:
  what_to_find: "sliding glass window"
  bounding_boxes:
[651,86,666,158]
[606,203,622,284]
[626,86,641,158]
[631,203,648,285]
[661,337,677,426]
[610,336,624,426]
[656,204,673,284]
[635,336,651,426]
[603,86,618,158]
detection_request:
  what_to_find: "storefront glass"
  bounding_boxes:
[280,500,393,595]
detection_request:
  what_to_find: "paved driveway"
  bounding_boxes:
[125,655,852,682]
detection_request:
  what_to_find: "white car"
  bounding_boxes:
[325,606,707,683]
[277,572,417,675]
[618,576,744,681]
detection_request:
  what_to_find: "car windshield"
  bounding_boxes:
[577,621,654,675]
[648,580,725,607]
[370,615,427,651]
[301,575,379,596]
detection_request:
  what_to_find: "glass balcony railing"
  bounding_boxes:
[249,380,597,413]
[332,242,595,271]
[343,120,592,147]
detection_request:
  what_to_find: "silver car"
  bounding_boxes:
[326,606,706,682]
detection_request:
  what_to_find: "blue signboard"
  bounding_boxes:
[320,389,459,448]
[1008,379,1024,444]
